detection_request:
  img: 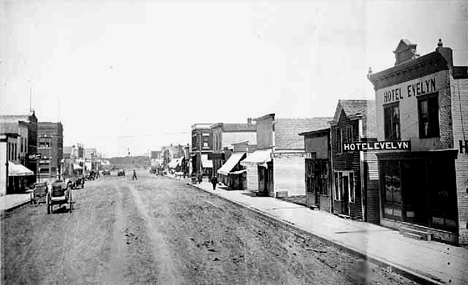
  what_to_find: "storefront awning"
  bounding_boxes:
[201,154,213,168]
[218,152,246,175]
[229,169,246,175]
[73,164,83,170]
[168,157,183,169]
[8,161,34,176]
[240,149,272,167]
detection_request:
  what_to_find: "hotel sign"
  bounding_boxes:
[343,141,411,152]
[383,77,437,104]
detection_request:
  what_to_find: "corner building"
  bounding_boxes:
[368,39,468,245]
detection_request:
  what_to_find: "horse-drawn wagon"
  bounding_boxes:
[46,183,73,214]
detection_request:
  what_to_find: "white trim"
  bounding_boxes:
[333,170,355,203]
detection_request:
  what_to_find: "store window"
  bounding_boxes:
[418,93,439,138]
[384,103,400,140]
[334,172,341,200]
[349,172,355,203]
[381,161,402,219]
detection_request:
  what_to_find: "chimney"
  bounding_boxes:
[247,118,252,126]
[437,38,443,49]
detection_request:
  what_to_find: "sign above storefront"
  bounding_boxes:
[208,153,225,160]
[460,140,468,155]
[383,77,437,104]
[28,153,41,160]
[343,141,411,152]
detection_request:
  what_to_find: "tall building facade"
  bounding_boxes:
[38,122,63,180]
[368,39,468,245]
[191,124,213,176]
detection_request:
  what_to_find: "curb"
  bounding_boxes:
[0,198,32,214]
[186,181,445,285]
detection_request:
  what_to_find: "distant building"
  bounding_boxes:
[38,122,63,180]
[191,124,214,177]
[368,39,468,245]
[232,141,257,191]
[0,133,34,195]
[0,112,38,183]
[210,121,256,179]
[242,114,332,197]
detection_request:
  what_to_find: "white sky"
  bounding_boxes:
[1,0,467,157]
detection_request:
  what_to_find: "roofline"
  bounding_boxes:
[254,113,275,121]
[299,127,330,137]
[368,46,461,88]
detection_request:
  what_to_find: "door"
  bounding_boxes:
[313,161,320,205]
[401,160,429,226]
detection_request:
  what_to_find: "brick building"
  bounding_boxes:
[329,100,379,223]
[368,39,468,245]
[191,124,214,177]
[242,114,331,197]
[38,122,63,180]
[210,122,256,181]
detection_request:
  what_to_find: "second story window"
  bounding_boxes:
[384,103,400,140]
[346,126,353,143]
[418,93,439,138]
[336,128,342,154]
[39,137,52,148]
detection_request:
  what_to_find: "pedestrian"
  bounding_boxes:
[132,169,138,180]
[210,176,218,190]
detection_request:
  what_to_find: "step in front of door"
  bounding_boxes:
[400,226,433,241]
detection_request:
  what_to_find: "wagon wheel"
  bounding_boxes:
[46,195,51,214]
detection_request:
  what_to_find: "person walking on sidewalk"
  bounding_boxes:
[210,176,218,190]
[132,169,138,180]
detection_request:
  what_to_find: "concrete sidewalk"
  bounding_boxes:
[191,181,468,285]
[0,193,31,212]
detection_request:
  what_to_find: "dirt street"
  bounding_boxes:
[1,172,418,284]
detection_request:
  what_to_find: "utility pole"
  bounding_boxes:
[199,132,202,177]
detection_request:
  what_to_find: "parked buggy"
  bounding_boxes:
[47,183,73,214]
[30,182,48,205]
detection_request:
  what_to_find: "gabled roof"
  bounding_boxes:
[332,100,374,122]
[394,38,417,53]
[332,99,377,138]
